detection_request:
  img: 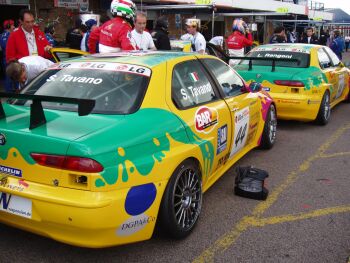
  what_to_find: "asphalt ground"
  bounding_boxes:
[0,53,350,262]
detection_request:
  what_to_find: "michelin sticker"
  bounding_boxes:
[116,214,156,236]
[230,107,249,158]
[195,106,219,134]
[0,165,22,178]
[50,62,151,77]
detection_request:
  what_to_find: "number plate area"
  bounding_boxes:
[0,192,32,219]
[230,106,250,157]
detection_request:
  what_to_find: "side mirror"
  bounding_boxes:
[248,82,263,93]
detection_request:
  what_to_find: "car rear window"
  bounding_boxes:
[242,50,310,68]
[12,62,151,114]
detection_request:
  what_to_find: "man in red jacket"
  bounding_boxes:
[88,0,137,53]
[226,18,253,66]
[6,9,52,63]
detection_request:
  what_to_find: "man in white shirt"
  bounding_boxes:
[6,55,54,90]
[185,19,206,54]
[131,13,156,51]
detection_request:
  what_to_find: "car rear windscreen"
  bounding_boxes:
[12,62,151,114]
[242,50,310,68]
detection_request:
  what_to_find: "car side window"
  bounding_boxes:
[324,46,341,67]
[318,48,331,69]
[202,58,245,98]
[172,60,218,109]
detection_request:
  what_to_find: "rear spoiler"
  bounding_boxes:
[228,57,301,72]
[0,93,95,130]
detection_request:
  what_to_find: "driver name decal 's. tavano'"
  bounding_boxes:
[49,62,151,77]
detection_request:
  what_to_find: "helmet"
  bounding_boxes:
[232,18,248,34]
[3,19,14,29]
[110,0,136,23]
[85,19,97,30]
[185,18,201,29]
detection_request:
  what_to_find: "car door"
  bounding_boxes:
[322,47,348,103]
[50,48,89,62]
[166,57,232,182]
[201,58,261,159]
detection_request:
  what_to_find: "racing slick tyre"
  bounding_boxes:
[159,160,202,239]
[316,91,331,125]
[259,104,277,149]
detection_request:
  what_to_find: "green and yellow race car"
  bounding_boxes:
[234,43,350,125]
[0,51,276,247]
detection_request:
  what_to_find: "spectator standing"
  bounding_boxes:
[269,26,287,44]
[45,25,57,47]
[131,13,156,51]
[339,33,345,52]
[81,19,97,52]
[6,55,53,90]
[184,18,206,54]
[1,19,15,92]
[345,35,350,52]
[151,16,171,50]
[330,30,343,60]
[6,9,52,63]
[301,27,319,44]
[66,18,83,49]
[226,18,253,66]
[319,30,330,46]
[88,0,137,53]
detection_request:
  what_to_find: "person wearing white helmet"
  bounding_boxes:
[88,0,137,53]
[183,18,206,54]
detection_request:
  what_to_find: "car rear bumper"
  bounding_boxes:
[270,93,321,122]
[0,177,166,248]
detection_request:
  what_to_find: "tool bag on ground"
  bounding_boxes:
[234,166,269,200]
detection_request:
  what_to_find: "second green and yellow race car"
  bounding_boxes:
[234,43,350,125]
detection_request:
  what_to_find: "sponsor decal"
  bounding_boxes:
[263,87,270,92]
[0,133,6,145]
[0,192,32,218]
[0,165,22,178]
[116,214,156,236]
[277,99,301,104]
[336,74,345,99]
[217,125,228,154]
[230,107,250,158]
[195,106,219,134]
[49,62,151,77]
[217,153,229,167]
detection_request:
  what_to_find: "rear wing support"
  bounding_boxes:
[0,93,95,130]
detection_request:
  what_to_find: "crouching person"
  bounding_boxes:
[6,56,54,92]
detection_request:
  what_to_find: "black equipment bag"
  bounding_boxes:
[234,166,269,200]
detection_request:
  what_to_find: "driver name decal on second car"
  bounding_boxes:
[195,106,219,134]
[230,107,250,158]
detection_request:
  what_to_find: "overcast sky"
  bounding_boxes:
[317,0,350,15]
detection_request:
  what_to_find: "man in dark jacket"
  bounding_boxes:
[269,26,287,44]
[301,27,319,44]
[151,16,171,50]
[65,18,83,49]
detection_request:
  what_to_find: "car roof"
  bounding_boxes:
[254,43,321,53]
[69,51,196,68]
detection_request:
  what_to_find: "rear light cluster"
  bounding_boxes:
[30,153,104,173]
[274,80,305,87]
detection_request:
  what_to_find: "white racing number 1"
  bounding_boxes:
[230,107,249,158]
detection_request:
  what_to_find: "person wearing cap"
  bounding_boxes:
[226,18,253,66]
[81,19,97,52]
[45,24,57,47]
[6,9,52,63]
[151,16,171,50]
[6,55,53,91]
[1,19,15,92]
[184,19,206,54]
[131,12,156,51]
[88,0,137,53]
